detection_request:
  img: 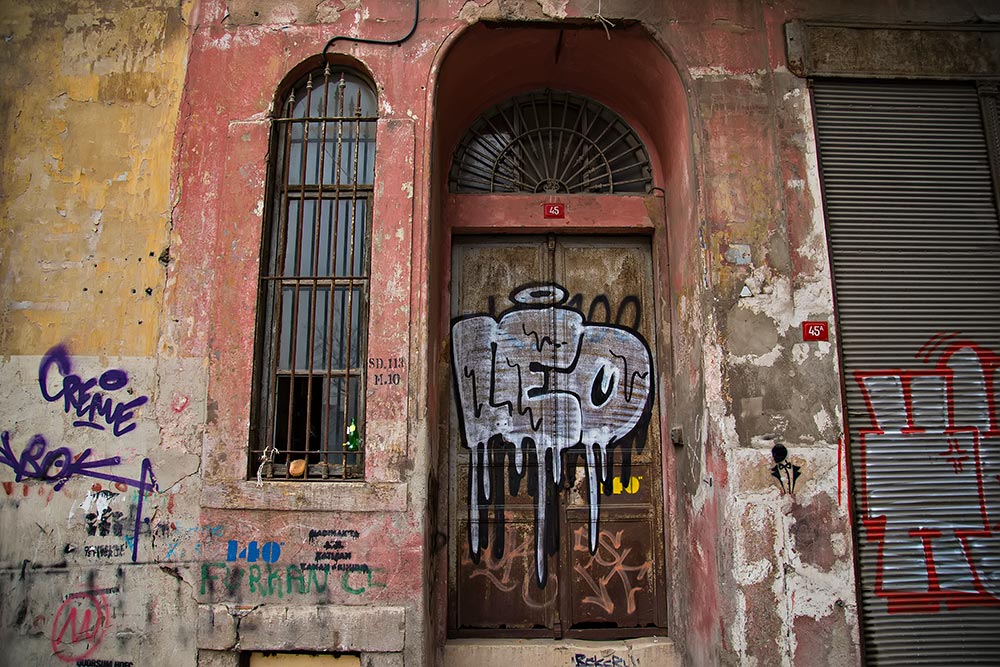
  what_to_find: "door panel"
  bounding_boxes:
[449,235,666,638]
[457,518,558,630]
[565,516,659,629]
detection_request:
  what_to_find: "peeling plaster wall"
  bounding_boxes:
[656,3,858,663]
[0,1,201,666]
[1,1,996,666]
[653,1,992,665]
[0,0,190,356]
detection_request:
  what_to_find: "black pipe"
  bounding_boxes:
[321,0,419,60]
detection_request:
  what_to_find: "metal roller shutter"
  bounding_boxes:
[813,81,1000,665]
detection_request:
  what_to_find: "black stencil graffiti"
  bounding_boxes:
[770,443,801,494]
[451,283,653,585]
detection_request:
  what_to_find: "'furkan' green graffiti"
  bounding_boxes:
[201,562,328,598]
[200,562,386,597]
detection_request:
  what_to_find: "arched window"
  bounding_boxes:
[251,64,376,481]
[449,89,652,194]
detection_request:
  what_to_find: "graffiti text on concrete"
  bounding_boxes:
[0,431,157,562]
[201,562,329,598]
[50,592,110,663]
[304,527,374,575]
[573,654,639,667]
[83,545,129,559]
[38,345,148,437]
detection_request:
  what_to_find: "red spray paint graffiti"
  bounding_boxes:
[855,335,1000,613]
[50,592,110,662]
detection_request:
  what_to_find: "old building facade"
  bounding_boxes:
[2,1,998,666]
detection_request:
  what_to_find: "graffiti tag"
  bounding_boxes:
[50,593,110,663]
[573,655,639,667]
[83,545,129,559]
[451,283,653,585]
[226,540,282,563]
[460,524,558,610]
[0,431,157,562]
[38,345,148,437]
[856,335,1000,613]
[573,527,652,616]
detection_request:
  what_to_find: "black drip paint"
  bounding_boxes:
[452,285,655,587]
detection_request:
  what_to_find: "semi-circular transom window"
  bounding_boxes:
[449,89,653,194]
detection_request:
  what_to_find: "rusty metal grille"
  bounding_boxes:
[251,66,376,481]
[449,89,652,194]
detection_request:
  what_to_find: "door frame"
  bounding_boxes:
[437,193,674,639]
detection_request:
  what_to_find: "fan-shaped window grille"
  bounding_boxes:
[449,89,653,194]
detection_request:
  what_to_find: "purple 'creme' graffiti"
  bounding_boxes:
[0,344,157,562]
[38,344,149,437]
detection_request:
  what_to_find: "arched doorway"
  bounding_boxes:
[428,21,698,649]
[447,87,665,637]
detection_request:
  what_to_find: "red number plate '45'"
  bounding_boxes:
[542,203,565,219]
[802,321,829,341]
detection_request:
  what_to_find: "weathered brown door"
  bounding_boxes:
[448,235,666,638]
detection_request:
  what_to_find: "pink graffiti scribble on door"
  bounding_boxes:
[855,335,1000,613]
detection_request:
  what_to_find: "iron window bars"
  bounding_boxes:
[252,66,376,481]
[449,89,652,194]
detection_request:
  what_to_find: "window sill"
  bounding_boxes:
[200,480,407,512]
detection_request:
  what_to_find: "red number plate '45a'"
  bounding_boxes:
[802,321,829,341]
[543,203,565,219]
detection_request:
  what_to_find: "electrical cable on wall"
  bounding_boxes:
[321,0,419,61]
[593,0,615,39]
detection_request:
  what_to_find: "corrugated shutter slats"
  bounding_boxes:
[813,81,1000,666]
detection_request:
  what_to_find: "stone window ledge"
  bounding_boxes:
[200,481,407,512]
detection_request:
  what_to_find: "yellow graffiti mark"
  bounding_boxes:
[601,475,642,495]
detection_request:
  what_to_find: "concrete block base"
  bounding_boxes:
[442,637,679,667]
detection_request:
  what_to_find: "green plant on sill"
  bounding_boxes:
[344,419,361,452]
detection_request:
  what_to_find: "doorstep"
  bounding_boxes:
[442,636,679,667]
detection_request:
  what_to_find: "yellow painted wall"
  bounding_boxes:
[0,0,192,356]
[249,653,361,667]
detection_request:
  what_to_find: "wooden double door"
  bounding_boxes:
[448,235,667,638]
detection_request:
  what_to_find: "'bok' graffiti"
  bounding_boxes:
[451,283,653,585]
[855,335,1000,613]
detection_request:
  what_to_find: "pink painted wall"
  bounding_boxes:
[166,2,847,663]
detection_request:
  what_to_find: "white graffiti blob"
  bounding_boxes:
[70,489,118,523]
[451,284,652,585]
